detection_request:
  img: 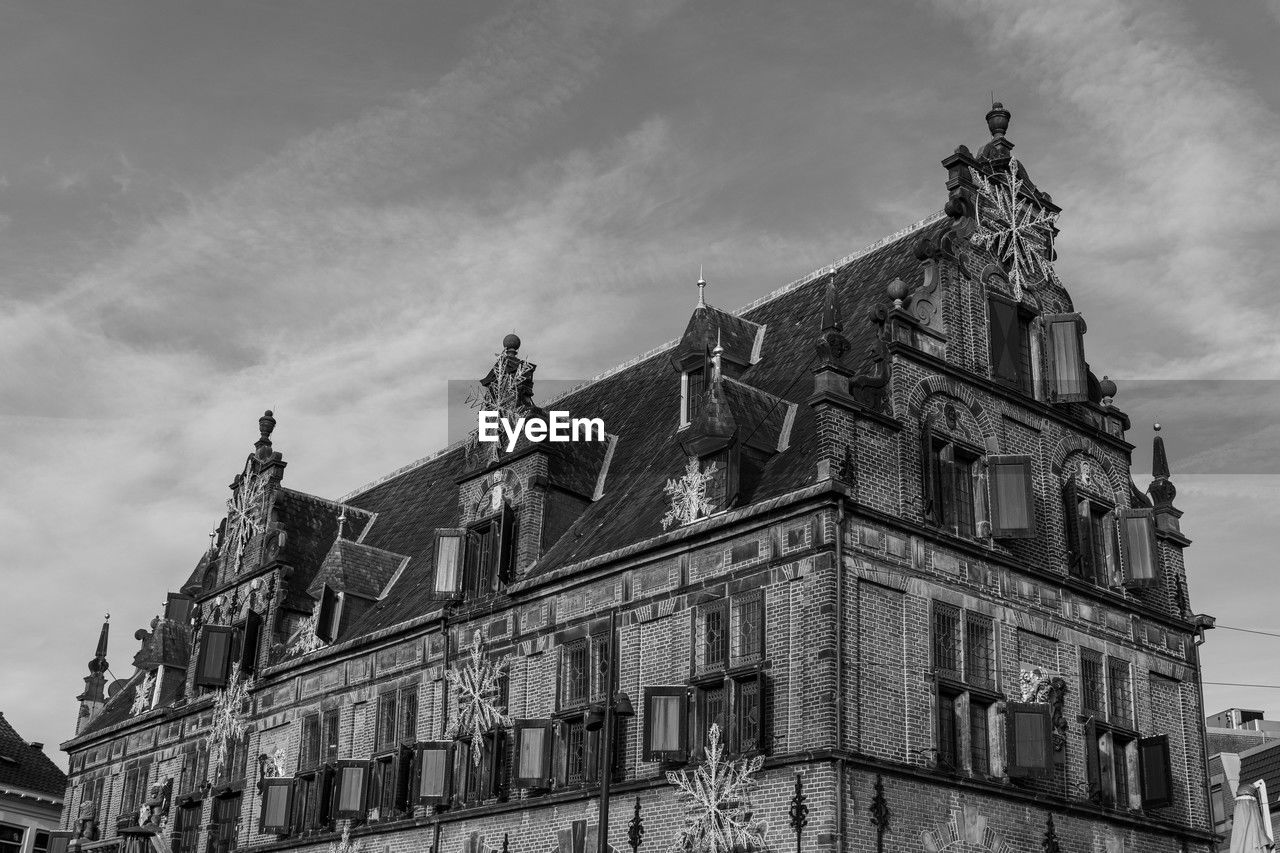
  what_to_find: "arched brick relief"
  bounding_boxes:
[1050,436,1124,505]
[920,801,1014,853]
[906,376,1000,449]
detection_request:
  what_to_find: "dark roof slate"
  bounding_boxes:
[273,489,372,610]
[0,712,66,798]
[1240,740,1280,806]
[131,619,191,671]
[307,539,407,600]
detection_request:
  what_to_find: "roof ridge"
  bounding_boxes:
[280,486,373,514]
[340,211,943,504]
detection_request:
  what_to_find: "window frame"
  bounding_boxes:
[924,433,982,537]
[643,686,688,764]
[257,777,294,835]
[195,625,236,688]
[314,586,342,644]
[332,759,371,820]
[432,529,466,597]
[986,454,1037,539]
[414,742,454,807]
[988,293,1034,394]
[1139,735,1173,810]
[1116,508,1160,589]
[1043,312,1088,403]
[513,722,554,790]
[1004,700,1054,779]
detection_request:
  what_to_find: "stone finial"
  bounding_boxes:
[1099,375,1117,406]
[257,410,276,445]
[502,333,521,354]
[336,507,347,541]
[1149,423,1177,507]
[814,273,850,365]
[986,101,1011,137]
[887,277,909,309]
[697,267,707,308]
[711,329,724,380]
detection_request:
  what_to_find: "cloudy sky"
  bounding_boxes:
[2,0,1278,757]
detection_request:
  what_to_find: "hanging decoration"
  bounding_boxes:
[130,671,156,716]
[970,155,1060,299]
[661,458,718,530]
[665,723,768,853]
[222,459,271,574]
[445,632,511,762]
[328,824,366,853]
[285,610,326,658]
[464,350,534,463]
[207,663,253,771]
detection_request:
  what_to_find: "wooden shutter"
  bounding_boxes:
[484,730,507,800]
[494,502,516,587]
[258,779,293,835]
[1084,718,1102,801]
[316,764,335,826]
[1004,701,1053,778]
[1062,478,1084,576]
[195,626,234,687]
[333,760,370,819]
[315,587,340,643]
[164,594,194,624]
[238,610,262,675]
[1044,313,1088,402]
[432,530,466,597]
[46,833,73,853]
[1139,735,1173,809]
[1117,508,1160,588]
[394,746,414,813]
[643,686,688,763]
[987,454,1037,539]
[414,743,452,806]
[988,296,1021,385]
[514,721,553,789]
[920,428,937,523]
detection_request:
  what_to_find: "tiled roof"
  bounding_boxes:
[273,489,372,610]
[1240,740,1280,807]
[0,712,67,798]
[336,215,945,635]
[307,539,408,600]
[73,671,145,742]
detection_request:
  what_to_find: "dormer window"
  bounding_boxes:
[432,503,515,598]
[681,367,706,427]
[315,585,342,643]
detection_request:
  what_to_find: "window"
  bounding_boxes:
[432,530,464,595]
[294,709,339,833]
[370,687,418,820]
[699,448,738,515]
[314,586,342,644]
[1064,479,1117,586]
[643,687,688,763]
[455,732,505,805]
[208,792,241,853]
[1210,783,1227,830]
[590,634,611,704]
[0,826,22,853]
[701,602,729,673]
[734,594,764,663]
[369,746,414,821]
[1107,658,1132,728]
[433,506,515,599]
[1044,313,1088,402]
[1080,650,1104,718]
[513,723,553,790]
[173,803,201,853]
[215,736,249,788]
[988,295,1033,393]
[120,762,150,825]
[987,455,1037,539]
[165,594,194,624]
[195,626,235,688]
[560,640,589,709]
[931,604,1000,776]
[1084,719,1148,809]
[924,435,980,537]
[1005,702,1054,778]
[237,611,263,675]
[33,832,50,853]
[1116,508,1160,589]
[333,760,370,819]
[258,779,293,835]
[79,776,106,834]
[684,367,706,425]
[415,742,454,806]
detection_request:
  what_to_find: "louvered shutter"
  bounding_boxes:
[1084,718,1102,802]
[987,454,1037,539]
[1005,702,1053,778]
[1062,479,1084,576]
[1117,508,1160,588]
[414,743,452,806]
[514,721,553,789]
[1139,735,1173,809]
[643,687,688,763]
[988,297,1021,384]
[258,779,293,835]
[195,626,234,687]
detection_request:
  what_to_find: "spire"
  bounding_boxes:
[336,507,347,541]
[92,615,110,665]
[1149,422,1177,507]
[696,267,707,308]
[76,616,111,734]
[814,272,850,366]
[711,329,723,380]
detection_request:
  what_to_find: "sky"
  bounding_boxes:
[2,0,1278,759]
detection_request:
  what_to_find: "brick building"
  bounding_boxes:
[56,104,1216,853]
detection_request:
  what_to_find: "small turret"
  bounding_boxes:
[75,616,110,735]
[1148,423,1182,534]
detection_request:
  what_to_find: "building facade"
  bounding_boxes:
[57,105,1216,853]
[0,712,66,853]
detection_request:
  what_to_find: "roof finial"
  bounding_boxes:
[986,100,1011,138]
[696,267,707,308]
[711,328,723,379]
[336,507,347,541]
[207,529,217,554]
[1149,422,1177,507]
[257,410,277,448]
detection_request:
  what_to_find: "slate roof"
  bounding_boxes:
[73,671,146,743]
[337,213,947,637]
[1240,740,1280,807]
[307,539,408,600]
[0,712,67,799]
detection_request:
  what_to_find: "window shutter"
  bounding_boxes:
[643,687,688,763]
[1117,508,1160,588]
[1139,735,1173,809]
[1004,701,1053,778]
[483,730,506,800]
[258,779,293,835]
[432,530,466,597]
[987,454,1037,539]
[333,760,370,819]
[46,833,73,853]
[393,746,414,813]
[514,721,553,789]
[316,764,335,826]
[414,743,452,806]
[238,611,262,675]
[494,502,516,587]
[1044,313,1088,402]
[741,670,769,754]
[1062,479,1084,576]
[920,428,937,523]
[195,626,235,687]
[551,722,569,788]
[988,297,1021,384]
[315,587,340,643]
[164,594,194,624]
[1084,718,1102,802]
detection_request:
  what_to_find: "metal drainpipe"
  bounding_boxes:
[835,502,846,851]
[1192,623,1217,852]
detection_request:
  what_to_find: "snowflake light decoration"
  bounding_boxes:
[130,671,156,716]
[665,723,769,853]
[222,459,270,574]
[465,353,533,421]
[207,663,253,771]
[285,611,326,658]
[970,155,1060,299]
[445,633,511,762]
[662,458,718,530]
[328,825,366,853]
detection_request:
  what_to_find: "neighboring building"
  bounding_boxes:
[0,712,67,853]
[57,104,1216,853]
[1207,709,1280,848]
